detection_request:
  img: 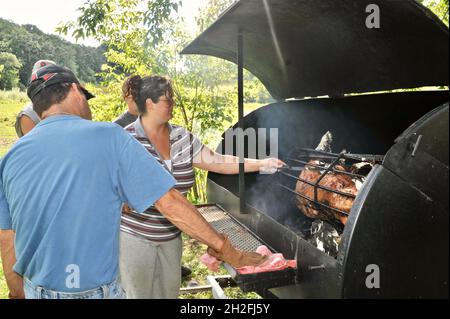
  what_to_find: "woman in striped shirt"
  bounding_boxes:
[119,75,284,299]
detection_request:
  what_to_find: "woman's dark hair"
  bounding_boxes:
[123,75,173,114]
[28,80,73,117]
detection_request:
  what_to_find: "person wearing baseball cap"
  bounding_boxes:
[27,64,95,103]
[0,64,266,299]
[15,60,95,137]
[14,60,57,137]
[16,60,133,137]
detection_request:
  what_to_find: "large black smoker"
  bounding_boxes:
[182,0,449,298]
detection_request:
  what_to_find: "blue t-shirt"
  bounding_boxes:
[0,115,176,292]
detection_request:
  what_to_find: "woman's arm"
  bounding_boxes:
[19,115,36,136]
[193,145,285,174]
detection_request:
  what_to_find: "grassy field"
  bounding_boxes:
[0,90,25,156]
[0,90,262,299]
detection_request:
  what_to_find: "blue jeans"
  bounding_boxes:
[24,277,127,299]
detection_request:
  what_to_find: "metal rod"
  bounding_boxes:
[279,171,356,199]
[411,134,423,157]
[298,148,384,163]
[286,158,366,179]
[238,32,246,214]
[314,155,343,207]
[294,154,345,161]
[278,184,350,216]
[297,148,343,158]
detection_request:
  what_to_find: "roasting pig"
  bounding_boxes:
[295,132,360,225]
[295,165,357,224]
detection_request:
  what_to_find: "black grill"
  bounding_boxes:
[197,204,298,294]
[197,205,266,252]
[206,97,449,298]
[183,0,449,299]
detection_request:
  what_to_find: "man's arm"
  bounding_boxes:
[0,230,24,299]
[154,189,224,251]
[154,189,268,268]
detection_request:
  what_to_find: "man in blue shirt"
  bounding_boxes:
[0,65,266,299]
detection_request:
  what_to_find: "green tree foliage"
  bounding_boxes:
[57,0,180,79]
[0,41,10,52]
[0,52,22,90]
[196,0,236,33]
[0,18,105,87]
[421,0,449,25]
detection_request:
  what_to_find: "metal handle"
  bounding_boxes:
[308,264,326,270]
[411,135,423,157]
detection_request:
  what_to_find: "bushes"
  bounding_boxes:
[0,52,22,90]
[0,89,28,103]
[0,18,105,88]
[85,82,126,122]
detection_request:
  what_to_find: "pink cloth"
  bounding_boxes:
[199,245,297,274]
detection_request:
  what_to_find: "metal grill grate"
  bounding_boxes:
[197,205,264,252]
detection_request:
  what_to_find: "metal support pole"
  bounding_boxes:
[238,32,247,213]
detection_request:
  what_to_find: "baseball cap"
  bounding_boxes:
[27,64,95,101]
[31,59,56,75]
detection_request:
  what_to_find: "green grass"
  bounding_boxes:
[0,261,7,299]
[0,90,25,156]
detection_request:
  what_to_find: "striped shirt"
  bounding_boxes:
[120,118,204,242]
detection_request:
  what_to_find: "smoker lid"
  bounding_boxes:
[181,0,449,100]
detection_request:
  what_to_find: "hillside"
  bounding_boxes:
[0,18,105,87]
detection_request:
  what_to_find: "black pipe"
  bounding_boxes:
[238,32,247,213]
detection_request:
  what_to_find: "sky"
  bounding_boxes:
[0,0,208,47]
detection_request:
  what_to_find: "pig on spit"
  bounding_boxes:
[295,132,359,225]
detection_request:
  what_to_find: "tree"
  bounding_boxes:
[421,0,449,25]
[196,0,236,33]
[0,52,22,90]
[57,0,180,79]
[0,40,10,53]
[56,0,182,123]
[0,18,105,87]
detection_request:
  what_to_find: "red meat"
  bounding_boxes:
[200,245,297,274]
[295,163,357,225]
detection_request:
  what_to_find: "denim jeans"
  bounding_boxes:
[24,277,127,299]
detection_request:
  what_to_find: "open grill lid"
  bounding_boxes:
[181,0,449,100]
